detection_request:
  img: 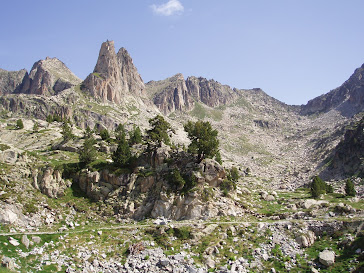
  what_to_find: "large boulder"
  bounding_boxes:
[296,230,316,247]
[199,158,225,187]
[319,250,335,267]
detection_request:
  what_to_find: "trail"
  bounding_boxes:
[0,216,363,237]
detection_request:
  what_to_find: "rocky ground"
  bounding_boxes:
[0,116,363,272]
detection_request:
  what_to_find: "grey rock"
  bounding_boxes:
[319,250,335,267]
[21,234,30,248]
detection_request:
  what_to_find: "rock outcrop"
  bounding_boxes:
[321,116,364,179]
[146,75,239,114]
[151,74,194,114]
[185,76,238,107]
[73,146,242,220]
[16,57,81,96]
[32,167,71,198]
[0,68,27,95]
[82,40,145,103]
[301,63,364,116]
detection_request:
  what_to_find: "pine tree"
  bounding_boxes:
[61,121,74,142]
[99,128,110,141]
[112,132,132,168]
[345,179,356,197]
[16,119,24,130]
[79,135,97,166]
[129,126,142,145]
[184,120,219,162]
[146,115,174,147]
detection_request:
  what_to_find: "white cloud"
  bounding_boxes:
[151,0,184,16]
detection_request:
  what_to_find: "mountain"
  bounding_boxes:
[147,74,239,114]
[0,40,363,273]
[82,40,145,104]
[301,63,364,117]
[0,68,27,95]
[16,57,81,96]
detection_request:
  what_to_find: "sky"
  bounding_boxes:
[1,0,363,105]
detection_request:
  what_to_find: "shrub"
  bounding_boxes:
[166,168,185,191]
[78,135,97,166]
[33,122,39,132]
[345,179,356,197]
[129,126,142,145]
[16,119,24,129]
[99,128,110,141]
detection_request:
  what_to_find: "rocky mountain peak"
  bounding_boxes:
[147,74,239,114]
[16,57,81,96]
[301,63,364,116]
[82,41,145,104]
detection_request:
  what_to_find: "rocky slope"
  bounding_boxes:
[301,63,364,117]
[15,57,81,96]
[147,74,239,114]
[82,40,146,104]
[0,68,27,95]
[320,115,364,179]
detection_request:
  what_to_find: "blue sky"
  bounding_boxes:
[1,0,363,105]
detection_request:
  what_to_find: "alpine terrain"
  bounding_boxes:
[0,40,363,273]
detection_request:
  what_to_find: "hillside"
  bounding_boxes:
[0,40,363,272]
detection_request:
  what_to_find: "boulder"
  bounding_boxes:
[33,167,70,198]
[296,230,316,247]
[1,256,15,270]
[319,250,335,267]
[199,158,225,187]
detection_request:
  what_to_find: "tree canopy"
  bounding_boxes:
[78,134,97,166]
[184,120,219,162]
[112,131,132,168]
[146,115,174,147]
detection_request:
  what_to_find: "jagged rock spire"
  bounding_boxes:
[82,40,145,103]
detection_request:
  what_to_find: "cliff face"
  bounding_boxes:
[0,69,27,95]
[151,74,194,114]
[324,117,364,178]
[16,57,81,96]
[82,41,145,103]
[147,74,239,114]
[301,63,364,116]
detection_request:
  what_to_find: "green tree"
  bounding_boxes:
[146,115,174,147]
[61,121,74,142]
[115,124,125,141]
[311,176,332,198]
[229,167,240,182]
[33,122,39,132]
[167,168,185,191]
[99,128,110,141]
[78,135,97,166]
[345,179,356,197]
[16,119,24,129]
[112,131,132,168]
[129,125,142,145]
[84,126,93,139]
[184,120,219,162]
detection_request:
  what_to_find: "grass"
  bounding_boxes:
[190,103,223,121]
[0,143,10,151]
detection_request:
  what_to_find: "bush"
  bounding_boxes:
[99,129,110,141]
[33,122,39,132]
[16,119,24,129]
[345,179,356,197]
[61,121,74,142]
[129,126,142,145]
[78,135,97,166]
[166,168,185,191]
